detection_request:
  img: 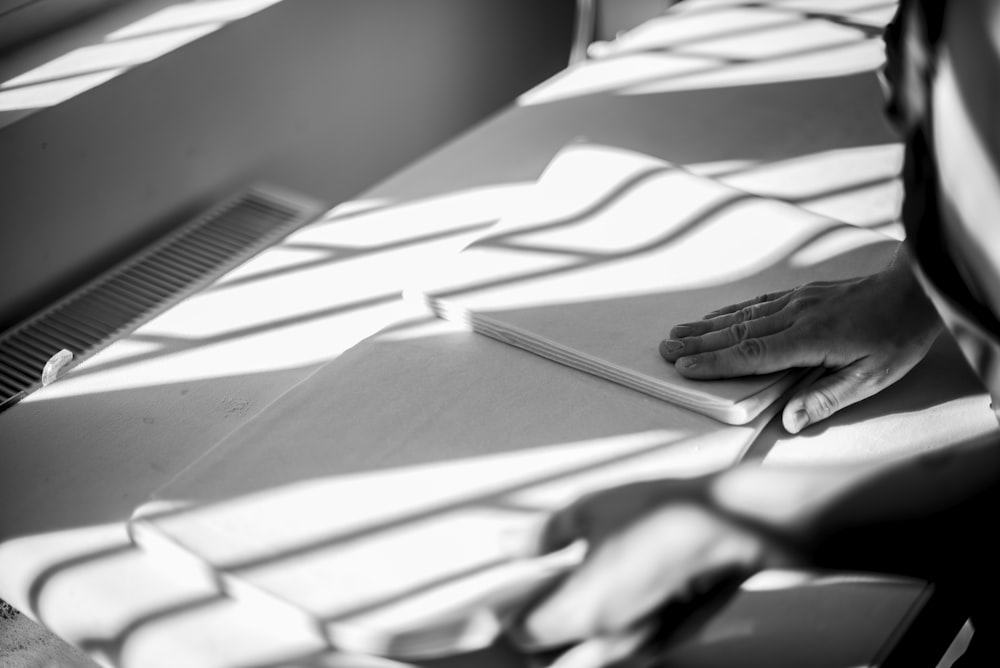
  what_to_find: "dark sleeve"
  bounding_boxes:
[808,470,1000,653]
[878,0,906,126]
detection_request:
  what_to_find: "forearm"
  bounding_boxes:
[882,242,946,338]
[710,429,1000,552]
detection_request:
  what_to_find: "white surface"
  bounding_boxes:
[3,2,983,667]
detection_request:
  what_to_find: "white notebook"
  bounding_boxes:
[409,142,899,425]
[129,318,781,660]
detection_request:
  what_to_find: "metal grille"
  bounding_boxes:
[0,184,326,412]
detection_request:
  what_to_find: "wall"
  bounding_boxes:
[0,0,574,332]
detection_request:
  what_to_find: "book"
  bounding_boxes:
[408,141,900,425]
[130,317,781,660]
[628,569,950,668]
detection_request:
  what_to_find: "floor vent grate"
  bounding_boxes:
[0,184,326,412]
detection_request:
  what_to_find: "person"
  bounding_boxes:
[507,1,1000,666]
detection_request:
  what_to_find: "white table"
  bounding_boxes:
[1,3,991,666]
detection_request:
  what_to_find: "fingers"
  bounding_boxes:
[781,360,892,434]
[535,506,585,555]
[545,626,653,668]
[669,294,791,341]
[661,309,791,361]
[670,330,827,379]
[500,517,555,560]
[699,289,794,320]
[531,481,672,555]
[517,505,761,650]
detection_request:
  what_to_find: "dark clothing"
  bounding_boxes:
[823,2,1000,665]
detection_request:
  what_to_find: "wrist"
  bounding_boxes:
[706,464,854,553]
[879,245,945,339]
[709,466,802,530]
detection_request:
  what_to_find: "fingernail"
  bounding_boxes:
[672,325,692,337]
[659,339,684,355]
[676,356,698,369]
[787,409,810,434]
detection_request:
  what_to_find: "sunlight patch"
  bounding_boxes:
[787,226,887,268]
[0,0,283,112]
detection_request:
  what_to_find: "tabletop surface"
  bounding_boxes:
[1,2,994,667]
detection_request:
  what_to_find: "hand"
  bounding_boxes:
[507,478,799,668]
[659,246,943,433]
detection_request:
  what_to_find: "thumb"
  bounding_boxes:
[782,362,885,434]
[499,509,581,560]
[548,626,653,668]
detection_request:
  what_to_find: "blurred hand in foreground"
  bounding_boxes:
[659,246,943,433]
[506,477,800,668]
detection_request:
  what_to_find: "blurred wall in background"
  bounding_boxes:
[0,0,574,333]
